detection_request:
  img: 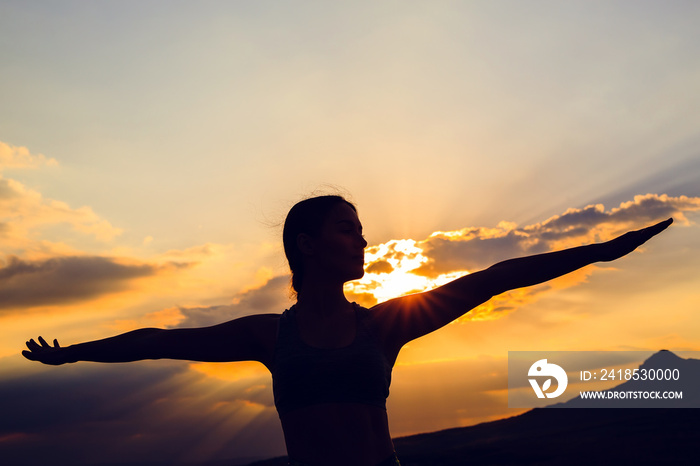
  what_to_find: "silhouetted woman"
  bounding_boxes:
[23,195,672,466]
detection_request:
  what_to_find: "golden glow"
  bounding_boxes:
[189,361,269,383]
[346,237,471,304]
[345,226,562,322]
[108,307,186,333]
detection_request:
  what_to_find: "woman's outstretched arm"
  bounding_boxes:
[372,218,673,355]
[468,217,673,296]
[23,314,279,366]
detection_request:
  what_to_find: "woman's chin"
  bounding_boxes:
[344,268,365,283]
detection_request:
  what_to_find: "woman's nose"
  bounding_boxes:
[360,235,368,248]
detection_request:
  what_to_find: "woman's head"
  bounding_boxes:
[283,195,365,295]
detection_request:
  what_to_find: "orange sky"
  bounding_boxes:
[2,2,700,464]
[2,173,698,462]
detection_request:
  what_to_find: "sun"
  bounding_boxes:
[345,238,469,304]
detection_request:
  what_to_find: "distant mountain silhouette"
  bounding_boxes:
[248,350,699,466]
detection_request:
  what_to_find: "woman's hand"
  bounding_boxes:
[599,218,673,262]
[23,336,73,365]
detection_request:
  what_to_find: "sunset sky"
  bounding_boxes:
[2,1,700,464]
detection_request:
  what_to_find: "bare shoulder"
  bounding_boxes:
[227,312,280,330]
[362,299,410,361]
[249,313,281,368]
[221,313,280,349]
[249,313,280,342]
[364,282,489,358]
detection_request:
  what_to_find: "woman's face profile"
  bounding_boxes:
[312,202,367,283]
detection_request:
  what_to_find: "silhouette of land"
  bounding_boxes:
[249,350,699,466]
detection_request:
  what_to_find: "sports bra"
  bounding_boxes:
[271,303,392,416]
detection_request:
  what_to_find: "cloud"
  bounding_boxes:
[528,194,700,242]
[414,194,700,278]
[0,175,123,253]
[173,275,291,328]
[366,259,394,274]
[415,226,539,277]
[0,359,284,465]
[0,142,122,258]
[0,256,188,311]
[0,141,58,171]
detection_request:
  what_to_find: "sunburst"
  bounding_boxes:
[345,238,469,304]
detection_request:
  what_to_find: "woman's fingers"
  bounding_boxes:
[645,218,673,237]
[23,337,64,364]
[23,339,42,361]
[25,336,59,352]
[638,218,673,244]
[601,218,673,262]
[657,217,673,233]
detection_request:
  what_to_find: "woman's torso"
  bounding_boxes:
[280,403,394,465]
[263,303,396,465]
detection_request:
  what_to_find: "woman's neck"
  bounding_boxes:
[295,284,351,318]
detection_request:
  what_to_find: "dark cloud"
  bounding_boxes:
[536,194,698,234]
[414,194,700,278]
[537,204,609,231]
[173,275,291,328]
[0,359,284,465]
[609,194,699,223]
[414,230,547,277]
[366,260,394,274]
[0,256,167,311]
